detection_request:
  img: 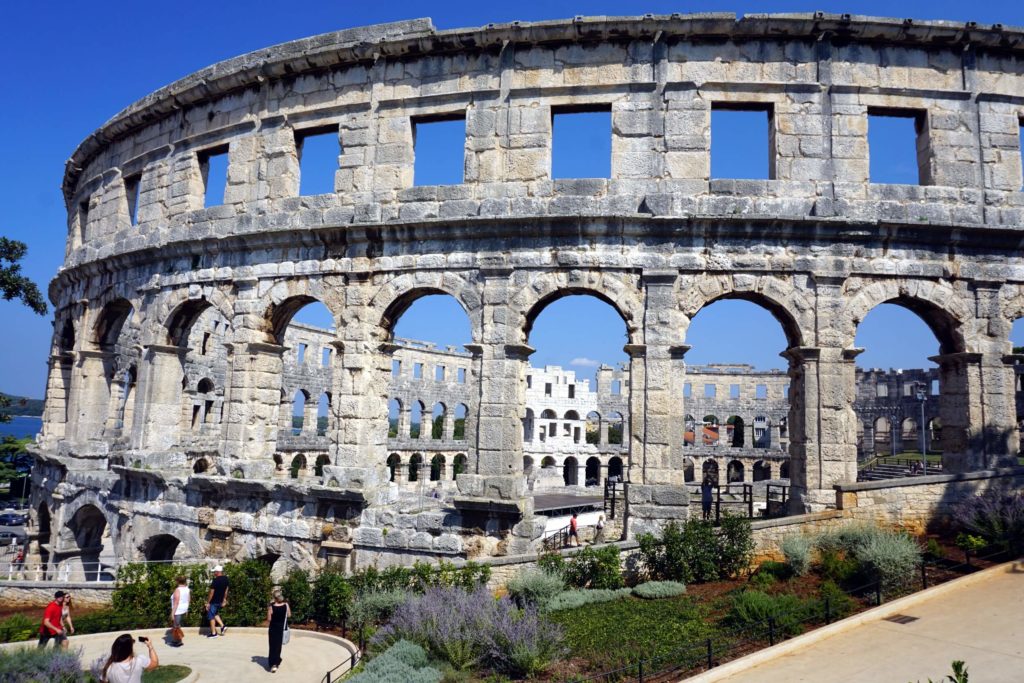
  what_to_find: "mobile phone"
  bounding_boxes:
[137,636,149,643]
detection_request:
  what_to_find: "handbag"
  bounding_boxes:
[171,626,185,642]
[281,618,290,645]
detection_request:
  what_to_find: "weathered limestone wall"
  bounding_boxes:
[33,13,1024,576]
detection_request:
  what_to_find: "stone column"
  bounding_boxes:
[745,422,756,449]
[132,345,186,451]
[220,341,284,465]
[68,350,114,443]
[783,346,860,512]
[770,423,781,450]
[599,420,609,445]
[625,271,688,536]
[303,396,318,435]
[442,410,454,442]
[40,353,74,444]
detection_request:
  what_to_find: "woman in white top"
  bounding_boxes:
[60,593,75,649]
[170,575,190,647]
[100,633,158,683]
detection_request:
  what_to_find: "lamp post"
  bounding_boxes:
[915,383,928,475]
[885,404,902,458]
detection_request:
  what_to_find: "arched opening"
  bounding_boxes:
[607,412,624,445]
[314,454,330,477]
[316,393,331,437]
[64,504,109,581]
[37,504,51,571]
[452,453,468,479]
[454,404,467,441]
[684,414,696,447]
[585,456,601,486]
[523,455,535,476]
[142,534,180,562]
[565,410,582,444]
[430,403,446,440]
[290,390,309,435]
[289,454,306,478]
[387,453,401,482]
[563,456,579,486]
[540,409,557,443]
[115,365,138,432]
[174,304,231,447]
[855,301,959,472]
[683,457,695,482]
[780,461,790,479]
[753,415,769,449]
[727,459,744,483]
[523,408,535,442]
[408,453,423,482]
[388,398,402,438]
[410,401,424,439]
[541,456,556,468]
[192,458,210,475]
[702,415,720,446]
[753,460,771,481]
[81,299,136,440]
[586,411,601,444]
[702,460,719,486]
[726,415,744,447]
[608,456,623,481]
[430,454,445,481]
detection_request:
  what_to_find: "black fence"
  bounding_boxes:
[562,545,1011,683]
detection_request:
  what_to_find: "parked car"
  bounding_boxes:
[0,530,25,543]
[0,513,27,526]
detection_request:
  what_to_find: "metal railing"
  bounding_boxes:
[563,544,1012,682]
[2,557,226,583]
[320,649,361,683]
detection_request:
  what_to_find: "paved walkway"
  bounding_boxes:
[718,562,1024,683]
[67,627,356,682]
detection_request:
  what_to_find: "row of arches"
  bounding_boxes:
[683,414,786,449]
[388,399,469,441]
[524,409,627,446]
[682,458,790,485]
[386,453,468,483]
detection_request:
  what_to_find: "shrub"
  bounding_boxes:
[954,533,987,554]
[748,569,776,590]
[818,547,861,585]
[852,528,922,596]
[347,640,442,683]
[349,561,490,595]
[638,518,718,584]
[563,546,623,589]
[280,568,314,624]
[631,581,687,600]
[924,537,944,560]
[727,590,812,637]
[0,614,36,642]
[372,587,564,677]
[0,645,87,683]
[536,551,566,577]
[485,605,566,678]
[350,590,410,628]
[222,560,274,626]
[815,580,856,621]
[781,534,813,576]
[313,565,354,627]
[543,588,632,612]
[718,513,754,578]
[112,563,210,629]
[953,488,1024,556]
[506,569,565,608]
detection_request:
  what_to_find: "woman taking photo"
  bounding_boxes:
[266,590,291,674]
[99,633,159,683]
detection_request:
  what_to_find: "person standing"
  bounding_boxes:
[60,593,75,648]
[169,576,190,647]
[266,589,291,674]
[37,590,67,648]
[205,565,229,638]
[99,633,159,683]
[568,512,580,547]
[701,477,714,521]
[594,513,606,544]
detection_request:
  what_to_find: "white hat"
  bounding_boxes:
[213,565,223,572]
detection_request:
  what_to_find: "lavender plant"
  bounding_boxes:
[0,645,87,683]
[486,604,567,678]
[953,488,1024,556]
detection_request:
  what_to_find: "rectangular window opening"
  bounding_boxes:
[204,400,214,424]
[1019,117,1024,190]
[876,384,889,398]
[711,103,775,180]
[526,374,532,389]
[392,359,401,376]
[784,384,790,399]
[124,174,142,226]
[931,379,940,395]
[414,363,423,379]
[868,108,929,185]
[435,365,445,382]
[730,384,740,399]
[568,385,576,399]
[321,348,331,367]
[704,384,717,399]
[198,145,229,208]
[458,368,467,384]
[201,333,210,355]
[551,106,612,179]
[544,382,552,397]
[78,200,90,242]
[296,126,341,196]
[612,380,622,396]
[756,384,768,399]
[413,114,466,186]
[684,383,692,398]
[297,343,307,365]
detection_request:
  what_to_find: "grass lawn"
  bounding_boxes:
[548,595,721,672]
[142,665,192,683]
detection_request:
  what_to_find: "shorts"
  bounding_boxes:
[569,528,579,538]
[173,613,185,627]
[207,603,222,620]
[37,631,67,648]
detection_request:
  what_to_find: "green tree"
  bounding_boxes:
[0,237,47,424]
[0,437,32,496]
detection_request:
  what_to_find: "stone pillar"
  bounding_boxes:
[599,419,609,445]
[770,423,781,450]
[132,345,186,451]
[745,422,756,449]
[783,345,860,512]
[220,342,284,463]
[862,421,875,458]
[40,353,74,444]
[303,396,317,435]
[68,350,114,443]
[442,410,454,442]
[625,271,688,536]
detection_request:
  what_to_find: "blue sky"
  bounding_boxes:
[2,0,1023,397]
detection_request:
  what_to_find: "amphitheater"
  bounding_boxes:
[25,13,1024,578]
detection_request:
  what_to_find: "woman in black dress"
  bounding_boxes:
[266,590,291,673]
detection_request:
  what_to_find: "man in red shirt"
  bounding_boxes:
[38,590,67,648]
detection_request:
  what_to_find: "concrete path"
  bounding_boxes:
[66,627,356,682]
[715,562,1024,683]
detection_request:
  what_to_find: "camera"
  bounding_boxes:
[137,636,149,643]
